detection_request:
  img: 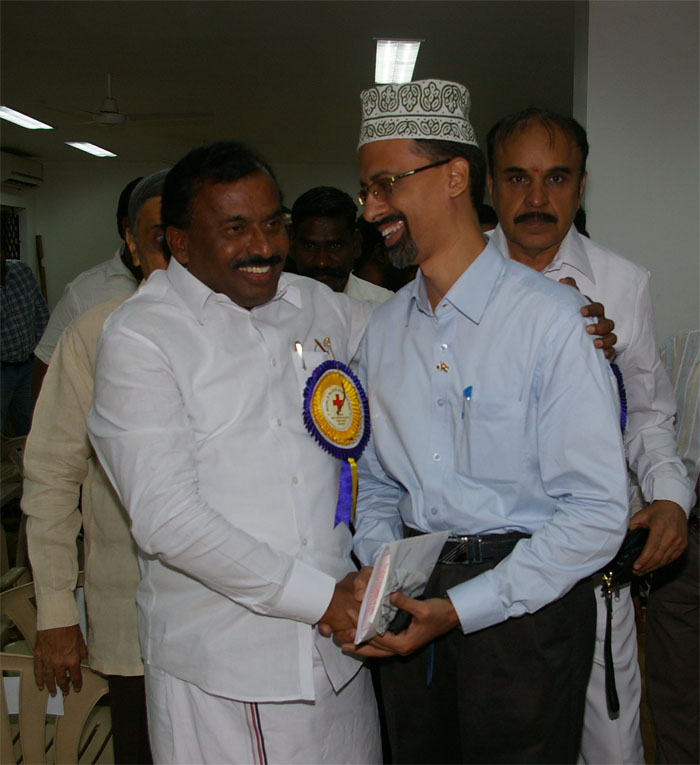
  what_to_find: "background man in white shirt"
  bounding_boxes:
[87,142,380,764]
[33,177,144,391]
[290,185,393,302]
[646,327,699,764]
[486,107,694,764]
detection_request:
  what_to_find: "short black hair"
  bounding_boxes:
[291,187,357,235]
[486,108,589,179]
[117,177,144,239]
[412,139,486,211]
[161,141,280,231]
[477,203,498,228]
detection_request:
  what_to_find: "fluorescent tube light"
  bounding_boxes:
[0,106,53,130]
[375,40,421,84]
[65,142,117,158]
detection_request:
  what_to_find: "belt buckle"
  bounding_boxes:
[448,535,483,564]
[471,536,483,564]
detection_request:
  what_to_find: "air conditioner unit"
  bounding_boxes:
[1,152,44,192]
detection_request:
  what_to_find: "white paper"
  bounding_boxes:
[355,531,449,644]
[2,675,65,715]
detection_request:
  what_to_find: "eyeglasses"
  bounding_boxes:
[357,158,450,206]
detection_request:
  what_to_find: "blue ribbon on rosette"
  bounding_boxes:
[302,360,371,527]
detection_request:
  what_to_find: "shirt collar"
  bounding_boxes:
[406,240,506,325]
[166,259,301,324]
[489,224,595,285]
[544,226,596,284]
[106,246,138,282]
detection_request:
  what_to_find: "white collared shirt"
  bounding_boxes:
[87,261,373,702]
[344,273,394,303]
[36,248,137,363]
[489,225,694,515]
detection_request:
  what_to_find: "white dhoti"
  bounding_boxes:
[145,652,381,765]
[579,584,644,764]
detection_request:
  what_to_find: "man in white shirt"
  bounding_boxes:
[486,107,695,764]
[290,186,393,302]
[33,177,144,389]
[646,327,699,764]
[87,142,380,764]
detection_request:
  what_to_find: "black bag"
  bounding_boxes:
[599,527,649,719]
[600,527,649,591]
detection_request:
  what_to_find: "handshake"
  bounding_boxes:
[317,532,460,658]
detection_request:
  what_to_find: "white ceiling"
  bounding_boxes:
[1,1,577,167]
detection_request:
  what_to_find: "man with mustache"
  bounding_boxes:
[486,108,694,764]
[290,185,393,302]
[87,142,380,764]
[345,80,629,763]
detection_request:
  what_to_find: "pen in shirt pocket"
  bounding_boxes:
[461,386,472,419]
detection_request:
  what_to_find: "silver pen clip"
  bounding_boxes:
[294,341,306,370]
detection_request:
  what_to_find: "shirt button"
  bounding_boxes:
[441,343,448,350]
[271,359,277,367]
[292,476,299,485]
[276,418,282,427]
[437,398,445,407]
[433,453,441,462]
[301,538,308,546]
[430,507,438,516]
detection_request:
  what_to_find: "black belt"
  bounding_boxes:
[407,528,531,564]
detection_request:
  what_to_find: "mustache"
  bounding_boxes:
[231,254,284,270]
[514,212,557,224]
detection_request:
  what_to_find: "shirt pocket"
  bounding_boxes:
[292,350,331,396]
[459,399,525,483]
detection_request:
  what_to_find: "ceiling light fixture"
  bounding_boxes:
[0,106,53,130]
[65,141,117,158]
[374,39,422,84]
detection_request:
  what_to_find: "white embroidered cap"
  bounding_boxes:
[358,79,478,149]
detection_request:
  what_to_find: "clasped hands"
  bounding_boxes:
[317,568,460,658]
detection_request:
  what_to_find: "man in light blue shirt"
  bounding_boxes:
[346,79,629,764]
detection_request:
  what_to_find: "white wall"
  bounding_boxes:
[577,0,699,343]
[276,163,358,211]
[31,161,164,308]
[4,159,357,310]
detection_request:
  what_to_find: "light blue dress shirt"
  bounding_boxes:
[353,241,629,635]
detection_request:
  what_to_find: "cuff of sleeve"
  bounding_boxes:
[35,591,81,631]
[33,345,51,365]
[447,569,507,635]
[652,477,696,516]
[272,558,337,625]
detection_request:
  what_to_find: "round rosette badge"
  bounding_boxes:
[302,360,370,527]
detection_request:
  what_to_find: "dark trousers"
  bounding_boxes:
[107,674,152,764]
[0,358,34,435]
[646,516,699,764]
[379,562,596,764]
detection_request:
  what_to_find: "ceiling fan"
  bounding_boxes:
[44,73,214,126]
